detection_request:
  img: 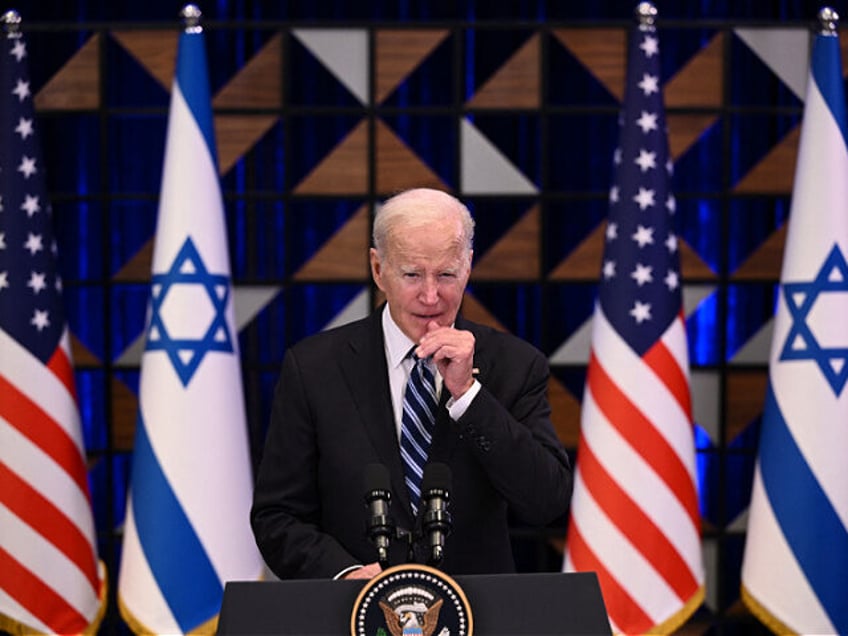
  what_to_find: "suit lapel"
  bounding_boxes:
[338,310,413,516]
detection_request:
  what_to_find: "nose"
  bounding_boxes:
[419,276,439,304]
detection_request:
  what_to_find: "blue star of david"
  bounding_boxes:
[145,237,234,386]
[780,244,848,396]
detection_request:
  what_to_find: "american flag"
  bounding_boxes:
[563,14,704,634]
[0,20,105,635]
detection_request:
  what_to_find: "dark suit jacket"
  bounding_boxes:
[251,308,572,579]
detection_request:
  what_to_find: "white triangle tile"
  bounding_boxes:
[322,287,371,331]
[734,28,810,101]
[292,29,369,105]
[549,315,593,365]
[460,118,538,195]
[730,318,773,366]
[692,370,720,444]
[683,284,716,316]
[234,285,282,330]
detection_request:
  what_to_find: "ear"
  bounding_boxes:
[370,248,386,291]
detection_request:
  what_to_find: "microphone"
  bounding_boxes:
[421,462,452,566]
[363,463,394,568]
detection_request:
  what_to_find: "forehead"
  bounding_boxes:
[387,224,468,269]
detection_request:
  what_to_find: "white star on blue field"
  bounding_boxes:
[145,237,234,386]
[780,244,848,396]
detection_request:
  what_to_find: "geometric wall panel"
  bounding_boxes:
[34,34,101,110]
[552,28,626,100]
[376,29,450,104]
[733,127,800,194]
[110,30,178,90]
[292,29,369,104]
[471,205,540,280]
[467,33,540,109]
[293,204,371,280]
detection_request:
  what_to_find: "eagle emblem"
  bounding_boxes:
[350,564,472,636]
[379,595,443,636]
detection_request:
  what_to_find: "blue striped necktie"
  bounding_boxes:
[400,353,438,515]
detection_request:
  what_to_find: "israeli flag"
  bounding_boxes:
[117,16,263,634]
[741,16,848,636]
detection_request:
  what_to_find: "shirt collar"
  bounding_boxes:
[382,305,416,370]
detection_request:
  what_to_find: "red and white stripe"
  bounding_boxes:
[0,328,104,634]
[564,308,703,634]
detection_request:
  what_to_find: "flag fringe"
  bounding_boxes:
[0,560,108,636]
[741,583,797,636]
[118,595,219,635]
[644,585,704,635]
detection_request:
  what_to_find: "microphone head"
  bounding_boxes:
[363,462,391,495]
[421,462,451,495]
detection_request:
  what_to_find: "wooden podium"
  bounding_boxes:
[217,571,611,635]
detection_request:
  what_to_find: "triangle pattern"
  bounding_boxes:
[549,315,593,365]
[730,319,774,366]
[461,118,538,195]
[232,286,283,330]
[110,30,178,90]
[735,28,810,100]
[70,332,101,366]
[322,287,371,331]
[292,29,369,105]
[466,33,540,109]
[294,119,368,194]
[215,114,279,175]
[665,33,724,108]
[733,126,799,194]
[376,119,450,194]
[459,292,508,333]
[731,223,787,279]
[547,222,606,280]
[35,34,101,110]
[293,204,371,280]
[552,28,626,101]
[113,239,153,282]
[375,29,450,104]
[471,205,540,280]
[213,33,282,109]
[668,113,719,161]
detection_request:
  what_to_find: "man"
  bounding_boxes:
[251,188,572,580]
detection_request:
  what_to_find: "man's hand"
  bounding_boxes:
[416,321,475,399]
[342,562,382,580]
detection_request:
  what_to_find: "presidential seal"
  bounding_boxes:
[350,564,473,636]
